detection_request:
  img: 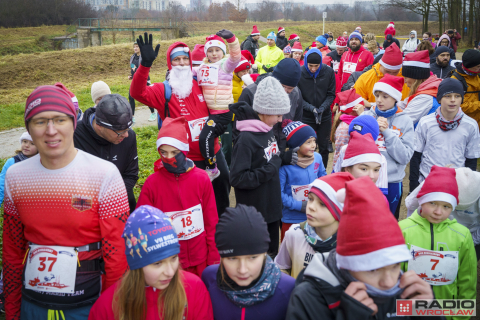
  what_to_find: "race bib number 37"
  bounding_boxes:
[25,245,78,293]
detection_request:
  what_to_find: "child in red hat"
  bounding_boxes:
[137,117,220,277]
[290,42,304,66]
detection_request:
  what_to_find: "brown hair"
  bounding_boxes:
[219,255,267,289]
[290,51,304,61]
[113,267,187,320]
[367,40,378,53]
[416,40,434,55]
[330,110,343,142]
[364,33,376,44]
[408,78,428,97]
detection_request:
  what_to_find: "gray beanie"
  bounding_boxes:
[252,76,291,115]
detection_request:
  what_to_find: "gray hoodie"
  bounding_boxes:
[365,110,415,183]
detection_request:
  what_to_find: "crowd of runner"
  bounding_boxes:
[1,21,480,320]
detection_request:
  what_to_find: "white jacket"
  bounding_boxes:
[402,30,419,53]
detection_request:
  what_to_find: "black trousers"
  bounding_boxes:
[199,111,232,168]
[303,110,332,169]
[267,220,280,258]
[193,150,230,218]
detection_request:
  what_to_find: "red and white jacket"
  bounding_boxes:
[136,166,220,269]
[337,46,374,87]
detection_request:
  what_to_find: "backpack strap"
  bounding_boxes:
[447,70,469,92]
[163,80,171,118]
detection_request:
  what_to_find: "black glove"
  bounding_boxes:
[281,147,300,166]
[262,65,274,73]
[137,32,160,68]
[213,122,226,136]
[313,109,323,125]
[216,29,235,41]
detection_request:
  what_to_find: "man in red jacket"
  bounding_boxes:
[337,32,374,87]
[136,117,220,277]
[130,33,230,217]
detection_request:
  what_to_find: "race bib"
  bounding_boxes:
[165,204,204,240]
[343,62,358,74]
[375,133,386,151]
[198,64,219,86]
[407,245,459,286]
[264,142,278,162]
[333,61,340,72]
[291,185,310,202]
[188,117,208,142]
[25,245,77,294]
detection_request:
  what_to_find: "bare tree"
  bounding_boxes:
[371,0,384,20]
[387,0,432,33]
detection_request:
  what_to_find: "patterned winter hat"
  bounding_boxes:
[283,45,292,54]
[267,31,277,41]
[417,165,459,208]
[336,37,347,48]
[282,120,317,149]
[204,34,226,54]
[337,88,364,114]
[55,82,79,112]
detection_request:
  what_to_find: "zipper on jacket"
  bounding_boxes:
[430,223,434,250]
[175,175,185,208]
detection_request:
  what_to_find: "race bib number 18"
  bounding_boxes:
[165,204,205,241]
[25,245,78,293]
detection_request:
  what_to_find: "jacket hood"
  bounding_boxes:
[417,74,442,92]
[304,48,323,77]
[409,210,457,233]
[303,252,340,287]
[438,34,451,48]
[166,42,193,70]
[83,107,110,146]
[410,30,417,40]
[229,101,260,121]
[455,61,466,74]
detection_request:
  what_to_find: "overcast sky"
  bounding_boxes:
[179,0,352,7]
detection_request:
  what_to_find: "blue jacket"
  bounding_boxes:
[279,153,326,223]
[0,157,15,205]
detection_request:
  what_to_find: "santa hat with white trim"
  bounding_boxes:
[309,173,355,221]
[278,26,285,33]
[234,56,251,74]
[373,73,404,102]
[288,34,300,41]
[191,44,205,65]
[204,35,226,55]
[379,43,403,71]
[337,88,364,114]
[291,41,303,52]
[336,176,411,271]
[402,50,431,80]
[341,131,382,168]
[251,25,260,36]
[336,37,347,48]
[417,165,459,208]
[156,117,189,153]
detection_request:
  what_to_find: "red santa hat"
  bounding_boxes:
[278,26,285,33]
[336,37,347,48]
[373,73,404,102]
[417,166,459,208]
[342,131,382,168]
[251,25,260,36]
[402,50,431,79]
[191,44,206,65]
[288,34,300,41]
[241,50,255,64]
[204,35,226,55]
[234,56,251,74]
[337,88,364,114]
[309,173,355,221]
[336,176,411,271]
[291,41,303,52]
[156,117,189,152]
[379,43,403,71]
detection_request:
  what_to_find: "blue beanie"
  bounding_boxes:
[123,205,180,270]
[315,35,327,46]
[170,46,190,61]
[348,115,380,141]
[282,120,317,149]
[349,32,363,43]
[436,78,464,103]
[435,45,450,56]
[272,58,301,87]
[267,31,276,41]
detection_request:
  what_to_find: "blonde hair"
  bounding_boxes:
[113,267,187,320]
[367,40,378,52]
[364,33,376,43]
[408,78,428,97]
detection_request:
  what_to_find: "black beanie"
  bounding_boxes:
[435,45,450,56]
[436,78,464,103]
[462,49,480,69]
[272,58,302,87]
[215,204,270,257]
[307,52,322,64]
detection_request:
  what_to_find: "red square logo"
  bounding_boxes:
[397,300,413,316]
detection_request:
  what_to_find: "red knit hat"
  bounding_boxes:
[204,35,226,54]
[234,56,251,74]
[336,176,411,271]
[191,44,206,65]
[402,50,431,79]
[25,84,77,130]
[55,82,79,112]
[417,165,459,208]
[251,25,260,36]
[336,37,347,48]
[342,131,382,167]
[337,88,364,113]
[380,43,403,70]
[241,50,255,64]
[309,172,355,221]
[288,34,299,41]
[373,73,404,102]
[278,26,285,33]
[291,41,303,52]
[156,117,189,152]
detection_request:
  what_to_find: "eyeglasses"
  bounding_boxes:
[112,128,130,137]
[29,116,72,129]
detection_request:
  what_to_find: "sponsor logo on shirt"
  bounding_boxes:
[71,195,92,212]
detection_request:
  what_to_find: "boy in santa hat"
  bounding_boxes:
[365,74,414,218]
[136,117,220,277]
[400,166,476,312]
[243,25,260,59]
[193,29,241,181]
[275,172,353,279]
[278,120,326,241]
[326,37,348,72]
[290,42,304,66]
[286,176,435,320]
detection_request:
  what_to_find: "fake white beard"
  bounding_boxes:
[169,66,193,100]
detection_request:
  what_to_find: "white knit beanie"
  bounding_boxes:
[91,81,112,104]
[19,131,32,144]
[455,167,480,210]
[252,77,291,115]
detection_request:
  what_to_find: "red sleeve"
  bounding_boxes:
[393,29,396,36]
[337,55,345,85]
[184,272,214,320]
[455,32,461,40]
[333,73,342,105]
[88,284,117,320]
[98,168,130,291]
[130,65,166,115]
[365,51,374,68]
[136,175,155,209]
[201,175,220,266]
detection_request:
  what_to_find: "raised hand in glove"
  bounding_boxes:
[313,109,323,125]
[216,29,236,43]
[136,32,160,68]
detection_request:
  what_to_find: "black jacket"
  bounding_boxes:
[298,49,336,123]
[286,252,444,320]
[74,107,139,213]
[430,61,455,79]
[243,35,259,58]
[276,34,288,50]
[229,102,282,224]
[326,50,342,64]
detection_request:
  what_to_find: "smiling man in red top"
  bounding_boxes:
[3,84,129,319]
[337,32,374,87]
